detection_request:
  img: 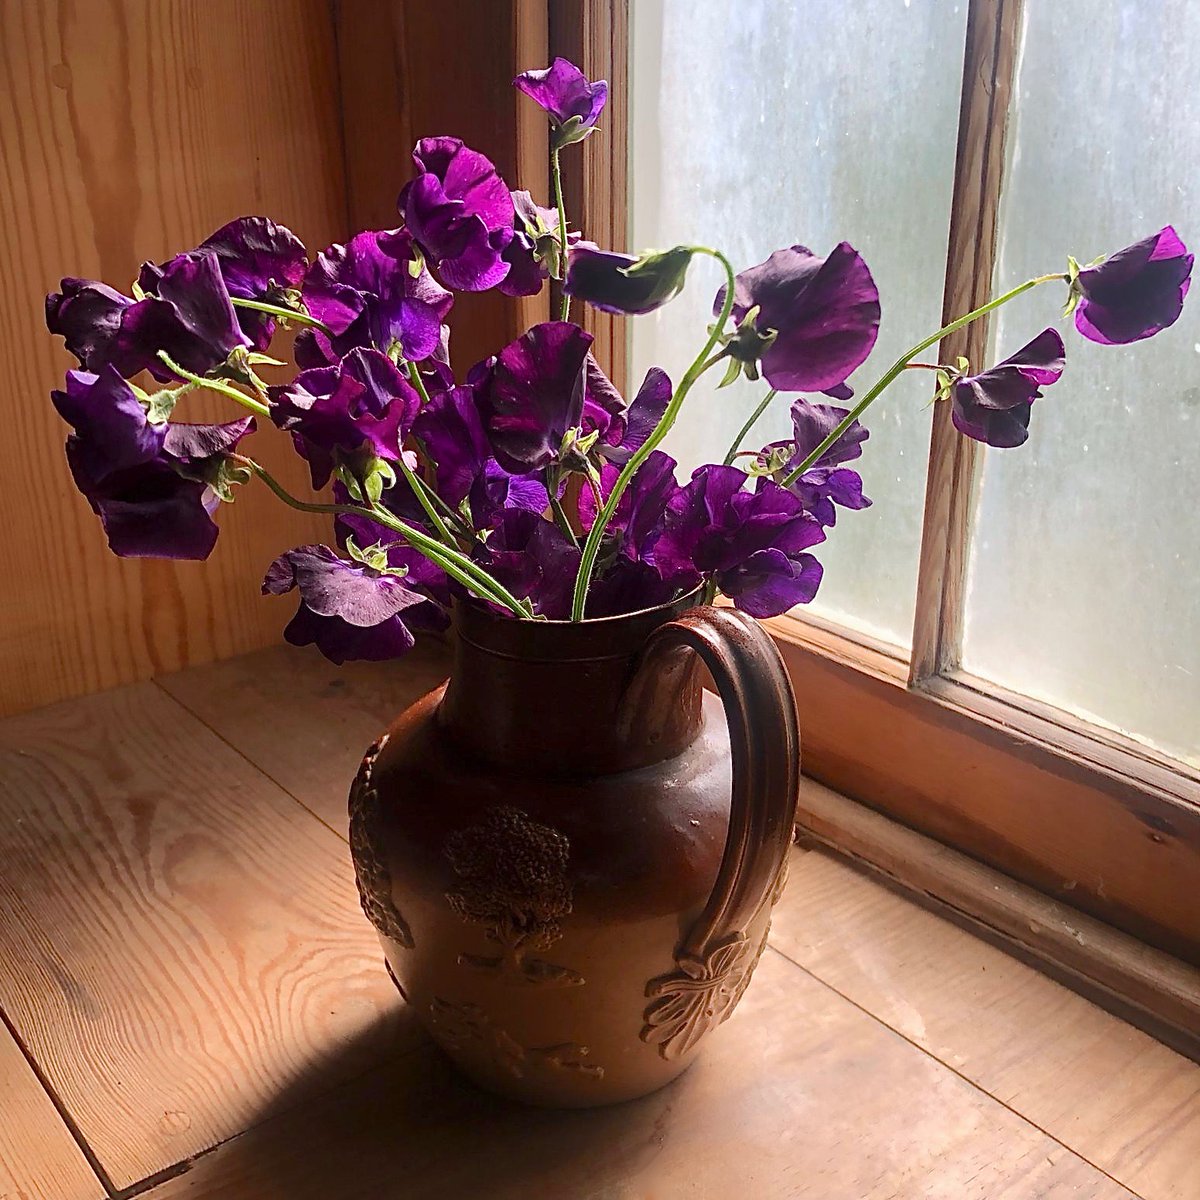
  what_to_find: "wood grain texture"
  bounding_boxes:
[794,777,1200,1057]
[158,641,451,834]
[772,847,1200,1200]
[910,0,1024,680]
[768,615,1200,962]
[0,0,349,718]
[550,0,629,391]
[0,682,417,1190]
[142,949,1134,1200]
[334,0,545,371]
[0,1024,103,1200]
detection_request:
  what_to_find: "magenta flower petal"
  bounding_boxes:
[951,327,1065,448]
[475,321,594,473]
[717,243,881,393]
[513,58,607,129]
[1075,227,1193,345]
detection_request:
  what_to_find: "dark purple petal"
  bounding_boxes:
[1075,226,1193,345]
[269,347,421,488]
[45,279,134,370]
[788,396,869,470]
[475,321,593,473]
[400,139,515,293]
[263,544,431,663]
[951,327,1065,448]
[513,58,608,128]
[473,510,580,619]
[578,449,680,561]
[414,385,489,507]
[717,243,880,392]
[163,415,256,471]
[719,548,823,617]
[565,242,692,315]
[498,190,565,298]
[196,217,308,349]
[302,228,452,362]
[51,366,164,482]
[599,367,672,464]
[786,467,871,527]
[585,557,683,618]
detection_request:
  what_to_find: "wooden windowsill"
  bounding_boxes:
[0,641,1197,1198]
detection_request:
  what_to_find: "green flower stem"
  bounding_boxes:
[157,353,269,417]
[229,296,333,336]
[551,145,570,321]
[396,456,459,550]
[569,246,738,620]
[550,494,580,549]
[722,388,778,466]
[237,457,532,618]
[405,361,434,408]
[781,272,1066,488]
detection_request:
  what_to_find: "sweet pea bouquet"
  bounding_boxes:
[45,58,1192,663]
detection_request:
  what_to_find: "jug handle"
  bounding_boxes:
[635,606,800,962]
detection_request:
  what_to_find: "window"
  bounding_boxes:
[556,0,1200,968]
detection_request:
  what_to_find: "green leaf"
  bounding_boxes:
[552,115,597,150]
[718,355,743,389]
[246,352,288,368]
[206,456,252,503]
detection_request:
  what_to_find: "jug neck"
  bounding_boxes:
[438,594,705,775]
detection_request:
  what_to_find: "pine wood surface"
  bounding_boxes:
[0,0,347,718]
[0,646,1193,1198]
[771,848,1200,1200]
[0,1024,102,1200]
[0,682,417,1191]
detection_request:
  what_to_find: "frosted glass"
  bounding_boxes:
[629,0,967,646]
[964,1,1200,765]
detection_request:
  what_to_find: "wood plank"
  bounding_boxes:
[0,683,418,1190]
[911,0,1025,680]
[771,846,1200,1200]
[0,0,346,717]
[550,0,629,391]
[768,614,1200,962]
[158,642,451,835]
[0,1024,103,1200]
[794,778,1200,1057]
[142,950,1133,1200]
[334,0,545,372]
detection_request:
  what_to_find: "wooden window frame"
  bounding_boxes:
[553,0,1200,979]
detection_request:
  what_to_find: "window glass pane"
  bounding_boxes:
[962,1,1199,766]
[628,0,967,647]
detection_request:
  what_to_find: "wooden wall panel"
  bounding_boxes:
[334,0,548,370]
[0,0,347,716]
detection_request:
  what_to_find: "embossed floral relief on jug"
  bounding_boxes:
[349,593,799,1106]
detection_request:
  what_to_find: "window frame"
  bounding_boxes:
[552,0,1200,968]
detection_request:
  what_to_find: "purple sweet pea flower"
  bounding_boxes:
[513,58,607,146]
[400,138,515,292]
[473,510,581,619]
[52,366,254,559]
[1073,226,1193,345]
[195,216,308,350]
[47,252,251,383]
[45,280,134,369]
[578,449,682,564]
[564,243,693,315]
[474,321,594,473]
[581,361,673,465]
[269,347,421,488]
[499,190,575,298]
[263,544,433,664]
[413,384,548,528]
[298,228,452,367]
[951,327,1065,448]
[652,465,826,617]
[716,243,880,393]
[757,397,872,526]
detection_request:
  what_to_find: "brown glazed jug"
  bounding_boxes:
[348,592,800,1107]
